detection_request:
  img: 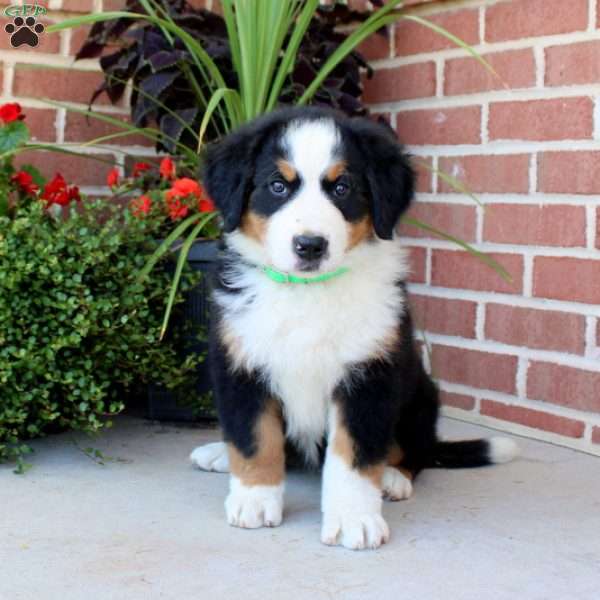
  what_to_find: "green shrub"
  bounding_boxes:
[0,199,203,468]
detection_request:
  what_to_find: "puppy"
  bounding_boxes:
[190,107,517,550]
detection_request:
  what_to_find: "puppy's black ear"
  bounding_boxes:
[351,120,415,240]
[202,127,257,233]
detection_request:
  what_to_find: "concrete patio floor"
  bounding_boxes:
[1,417,599,600]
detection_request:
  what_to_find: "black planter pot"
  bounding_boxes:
[147,239,219,422]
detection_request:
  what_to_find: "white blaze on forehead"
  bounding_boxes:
[262,117,348,274]
[283,118,340,180]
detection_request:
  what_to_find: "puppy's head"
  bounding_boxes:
[203,107,414,274]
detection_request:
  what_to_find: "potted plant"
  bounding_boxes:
[46,0,509,422]
[105,156,220,420]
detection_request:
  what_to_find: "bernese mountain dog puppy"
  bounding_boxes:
[190,106,518,550]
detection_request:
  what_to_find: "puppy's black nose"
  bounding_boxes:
[293,235,328,261]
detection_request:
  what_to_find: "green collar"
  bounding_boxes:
[260,265,349,284]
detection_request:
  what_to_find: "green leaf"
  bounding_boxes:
[159,212,218,339]
[0,121,30,153]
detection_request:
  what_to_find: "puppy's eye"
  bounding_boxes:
[333,182,349,198]
[269,180,288,196]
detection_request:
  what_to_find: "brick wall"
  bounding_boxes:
[5,0,599,455]
[362,0,600,456]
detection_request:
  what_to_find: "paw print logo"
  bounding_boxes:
[5,16,45,48]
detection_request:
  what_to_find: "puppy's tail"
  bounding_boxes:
[429,437,519,469]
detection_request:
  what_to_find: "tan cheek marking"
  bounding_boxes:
[346,216,374,250]
[228,400,285,487]
[276,159,297,183]
[239,211,267,243]
[332,408,384,489]
[325,160,348,182]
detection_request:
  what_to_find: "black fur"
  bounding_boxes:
[205,106,497,476]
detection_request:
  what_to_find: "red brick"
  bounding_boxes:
[533,257,600,305]
[485,304,586,354]
[0,17,60,52]
[62,0,96,11]
[69,25,91,56]
[483,204,586,247]
[363,62,436,103]
[64,112,153,146]
[444,49,535,96]
[481,400,585,438]
[546,41,600,87]
[439,154,530,194]
[413,156,433,193]
[13,65,111,105]
[411,295,477,338]
[16,150,116,187]
[538,151,600,194]
[400,202,477,242]
[489,98,593,142]
[357,30,390,61]
[431,250,523,294]
[408,246,427,284]
[592,426,600,445]
[597,208,600,249]
[396,106,481,146]
[440,391,476,411]
[485,0,588,43]
[431,344,518,393]
[527,362,600,414]
[395,8,479,56]
[21,108,56,143]
[103,0,125,8]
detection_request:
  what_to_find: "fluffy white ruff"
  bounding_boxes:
[320,408,389,550]
[225,476,284,529]
[190,442,229,473]
[216,237,409,464]
[488,437,519,464]
[382,466,413,501]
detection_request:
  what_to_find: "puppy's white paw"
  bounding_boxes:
[382,466,413,501]
[321,511,389,550]
[225,478,284,529]
[190,442,230,472]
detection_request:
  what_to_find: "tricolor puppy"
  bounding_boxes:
[190,107,518,550]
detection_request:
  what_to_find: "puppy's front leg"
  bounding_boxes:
[321,404,389,550]
[225,399,286,529]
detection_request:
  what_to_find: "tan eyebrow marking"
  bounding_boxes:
[276,159,297,182]
[325,160,347,182]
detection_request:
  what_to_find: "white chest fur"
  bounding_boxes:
[215,239,409,463]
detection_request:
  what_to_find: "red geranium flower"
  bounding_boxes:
[198,196,215,212]
[132,162,152,178]
[166,177,202,201]
[159,157,176,180]
[41,173,81,207]
[106,167,120,187]
[166,197,189,220]
[131,195,152,217]
[0,102,24,123]
[11,170,39,196]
